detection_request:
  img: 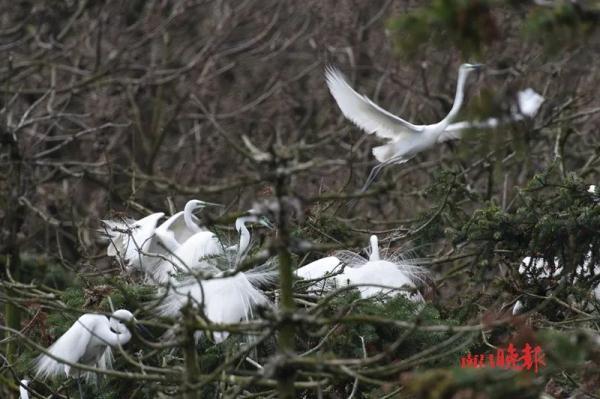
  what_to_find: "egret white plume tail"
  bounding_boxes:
[158,271,272,343]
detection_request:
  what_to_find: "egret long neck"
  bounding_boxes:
[369,235,380,261]
[442,69,470,127]
[183,202,202,233]
[101,320,132,347]
[236,217,251,262]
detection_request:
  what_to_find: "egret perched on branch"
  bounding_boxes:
[152,209,273,282]
[102,200,221,282]
[325,63,482,189]
[157,213,275,343]
[296,235,426,301]
[232,210,273,264]
[35,309,137,397]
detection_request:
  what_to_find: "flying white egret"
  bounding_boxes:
[325,63,482,189]
[101,212,165,272]
[35,309,136,396]
[296,235,426,301]
[19,379,29,399]
[157,214,275,342]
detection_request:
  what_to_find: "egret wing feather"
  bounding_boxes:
[35,315,99,379]
[295,256,343,280]
[325,67,423,140]
[158,272,270,342]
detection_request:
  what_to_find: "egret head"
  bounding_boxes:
[460,63,483,71]
[186,199,223,213]
[235,210,273,232]
[109,309,134,333]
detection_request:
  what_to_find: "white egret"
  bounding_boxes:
[35,310,135,396]
[296,235,426,301]
[158,270,272,343]
[101,212,165,272]
[154,199,221,250]
[151,210,271,282]
[157,213,275,342]
[232,211,273,264]
[295,256,343,280]
[325,64,482,188]
[151,230,223,283]
[19,379,29,399]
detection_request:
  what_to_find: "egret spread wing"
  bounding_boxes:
[155,211,198,249]
[325,67,423,140]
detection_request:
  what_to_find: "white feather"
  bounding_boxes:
[100,212,165,272]
[517,88,544,118]
[35,311,132,382]
[297,235,427,301]
[325,67,423,140]
[295,256,343,280]
[152,231,223,283]
[19,380,29,399]
[326,64,479,164]
[159,272,270,343]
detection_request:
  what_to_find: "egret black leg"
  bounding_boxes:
[77,376,84,399]
[361,163,385,193]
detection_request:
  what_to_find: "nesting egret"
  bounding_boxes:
[151,231,223,283]
[154,199,221,250]
[232,211,273,264]
[101,212,165,272]
[296,235,425,301]
[326,64,481,188]
[157,214,275,342]
[19,379,29,399]
[158,270,272,343]
[36,310,136,396]
[295,256,343,280]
